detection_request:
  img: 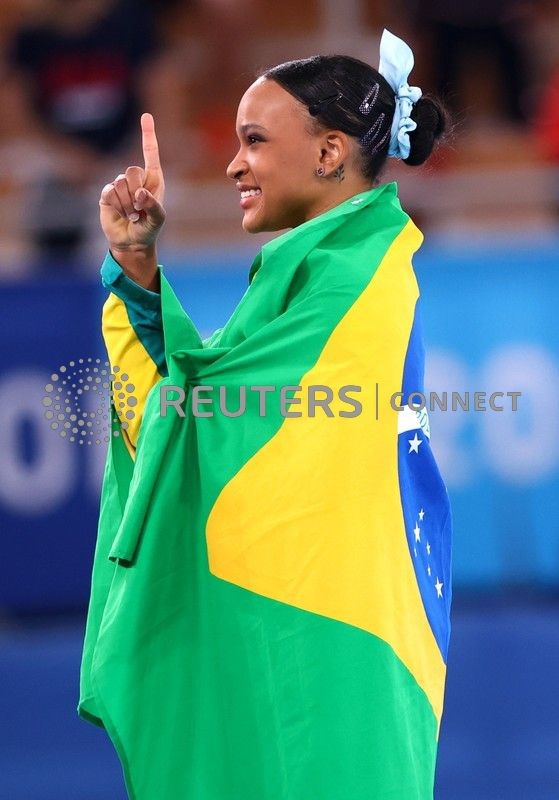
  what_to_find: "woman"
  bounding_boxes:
[79,30,453,800]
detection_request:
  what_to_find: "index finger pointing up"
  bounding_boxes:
[141,112,161,172]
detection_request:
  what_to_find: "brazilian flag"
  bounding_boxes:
[78,181,453,799]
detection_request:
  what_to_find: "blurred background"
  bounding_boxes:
[1,0,558,797]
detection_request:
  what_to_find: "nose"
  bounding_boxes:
[226,149,246,181]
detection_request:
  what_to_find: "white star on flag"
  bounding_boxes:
[418,508,425,521]
[427,565,431,576]
[426,542,431,555]
[414,523,421,542]
[435,577,443,598]
[408,433,422,454]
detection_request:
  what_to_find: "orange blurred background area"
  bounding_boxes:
[0,0,558,273]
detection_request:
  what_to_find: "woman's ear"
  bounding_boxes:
[318,130,350,172]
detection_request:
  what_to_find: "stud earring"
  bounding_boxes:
[315,166,325,177]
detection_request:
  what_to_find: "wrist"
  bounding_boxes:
[110,244,159,292]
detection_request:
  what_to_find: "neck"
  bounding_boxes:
[303,177,374,223]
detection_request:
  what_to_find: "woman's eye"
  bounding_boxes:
[247,135,262,144]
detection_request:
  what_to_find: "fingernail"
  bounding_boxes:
[133,202,142,211]
[128,212,140,222]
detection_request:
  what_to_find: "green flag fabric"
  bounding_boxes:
[78,181,452,799]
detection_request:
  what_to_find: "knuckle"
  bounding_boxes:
[100,186,114,202]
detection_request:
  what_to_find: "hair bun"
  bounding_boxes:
[404,95,449,167]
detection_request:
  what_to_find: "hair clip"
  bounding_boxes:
[308,91,343,116]
[360,112,390,155]
[359,83,380,115]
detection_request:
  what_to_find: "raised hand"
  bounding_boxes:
[99,113,166,251]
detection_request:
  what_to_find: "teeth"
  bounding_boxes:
[240,188,262,198]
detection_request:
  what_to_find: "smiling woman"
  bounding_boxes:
[226,78,367,231]
[225,47,446,232]
[79,29,454,800]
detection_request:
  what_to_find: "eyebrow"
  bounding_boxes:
[239,123,268,135]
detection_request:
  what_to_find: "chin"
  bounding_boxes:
[241,216,260,233]
[241,213,286,234]
[242,216,269,234]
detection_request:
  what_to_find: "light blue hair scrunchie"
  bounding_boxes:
[378,29,422,160]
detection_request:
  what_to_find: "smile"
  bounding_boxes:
[240,189,262,209]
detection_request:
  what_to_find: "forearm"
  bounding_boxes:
[110,244,160,292]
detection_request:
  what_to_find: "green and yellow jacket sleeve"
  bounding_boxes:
[100,251,168,457]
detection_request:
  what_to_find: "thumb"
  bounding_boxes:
[134,187,165,226]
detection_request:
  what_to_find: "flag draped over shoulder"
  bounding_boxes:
[78,181,453,800]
